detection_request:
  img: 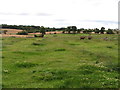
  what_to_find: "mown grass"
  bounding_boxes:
[2,34,119,88]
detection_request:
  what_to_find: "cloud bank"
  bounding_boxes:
[0,0,118,29]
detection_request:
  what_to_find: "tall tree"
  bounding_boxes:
[72,26,77,34]
[77,29,81,33]
[67,26,71,34]
[94,28,100,34]
[106,29,114,34]
[100,27,105,34]
[40,26,45,37]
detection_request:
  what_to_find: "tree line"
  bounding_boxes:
[1,24,119,35]
[1,24,62,33]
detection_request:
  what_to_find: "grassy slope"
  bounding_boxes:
[2,34,119,88]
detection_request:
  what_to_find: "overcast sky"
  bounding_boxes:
[0,0,119,29]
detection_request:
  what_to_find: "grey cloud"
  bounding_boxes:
[0,19,14,24]
[82,20,118,24]
[55,19,66,22]
[0,12,52,16]
[0,12,30,16]
[36,13,52,16]
[92,2,102,7]
[0,19,10,21]
[92,20,117,24]
[0,12,14,15]
[56,22,72,26]
[55,19,71,26]
[17,13,29,16]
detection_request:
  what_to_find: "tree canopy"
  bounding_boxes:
[1,24,118,34]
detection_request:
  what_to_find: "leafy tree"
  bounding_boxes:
[106,29,114,34]
[63,29,67,33]
[83,30,86,34]
[94,28,100,34]
[100,27,105,34]
[67,26,77,34]
[67,26,71,34]
[77,29,81,33]
[72,26,77,34]
[82,29,94,34]
[79,28,84,33]
[87,29,93,34]
[40,26,45,36]
[52,27,56,31]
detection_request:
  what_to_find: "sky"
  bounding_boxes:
[0,0,119,29]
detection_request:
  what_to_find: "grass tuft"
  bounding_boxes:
[32,69,68,81]
[106,46,113,49]
[55,48,66,51]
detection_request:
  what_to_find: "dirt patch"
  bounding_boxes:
[2,34,29,38]
[46,31,62,34]
[29,31,63,35]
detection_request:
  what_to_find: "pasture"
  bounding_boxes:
[2,34,119,88]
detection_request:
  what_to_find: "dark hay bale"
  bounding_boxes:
[88,36,92,40]
[32,42,45,46]
[80,36,86,40]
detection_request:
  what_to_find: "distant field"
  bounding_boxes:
[2,34,119,88]
[1,29,23,34]
[1,29,27,37]
[1,29,63,38]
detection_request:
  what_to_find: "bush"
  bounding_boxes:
[17,31,28,35]
[32,69,67,81]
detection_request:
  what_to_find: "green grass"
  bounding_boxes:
[2,34,119,88]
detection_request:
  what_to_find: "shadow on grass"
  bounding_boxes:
[15,61,39,68]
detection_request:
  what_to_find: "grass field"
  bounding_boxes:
[2,34,119,88]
